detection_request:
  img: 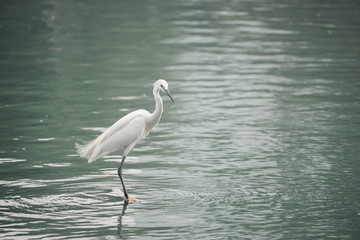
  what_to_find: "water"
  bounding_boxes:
[1,0,359,239]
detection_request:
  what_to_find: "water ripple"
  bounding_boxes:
[0,0,359,239]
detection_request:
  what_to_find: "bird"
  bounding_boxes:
[76,79,175,202]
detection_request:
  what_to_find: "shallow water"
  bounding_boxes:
[1,0,360,239]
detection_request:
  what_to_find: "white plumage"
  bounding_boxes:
[76,79,175,201]
[76,109,151,163]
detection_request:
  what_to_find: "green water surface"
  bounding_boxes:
[1,0,359,239]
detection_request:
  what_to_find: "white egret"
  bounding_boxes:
[76,79,175,202]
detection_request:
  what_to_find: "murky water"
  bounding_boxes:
[1,0,359,239]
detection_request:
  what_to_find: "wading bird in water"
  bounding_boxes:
[76,79,175,202]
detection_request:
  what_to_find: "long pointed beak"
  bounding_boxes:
[164,90,175,104]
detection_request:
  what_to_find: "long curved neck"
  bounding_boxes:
[148,88,163,129]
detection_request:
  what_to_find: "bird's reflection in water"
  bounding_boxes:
[117,200,129,238]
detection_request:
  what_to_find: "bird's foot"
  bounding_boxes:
[126,195,137,202]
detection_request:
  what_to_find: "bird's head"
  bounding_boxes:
[154,79,175,103]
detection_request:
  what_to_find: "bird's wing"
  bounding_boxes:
[100,114,148,157]
[77,109,150,162]
[98,109,150,144]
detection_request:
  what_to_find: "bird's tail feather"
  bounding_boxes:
[76,137,105,163]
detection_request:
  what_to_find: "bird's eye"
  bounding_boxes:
[160,84,163,88]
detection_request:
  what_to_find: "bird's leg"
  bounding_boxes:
[118,156,129,201]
